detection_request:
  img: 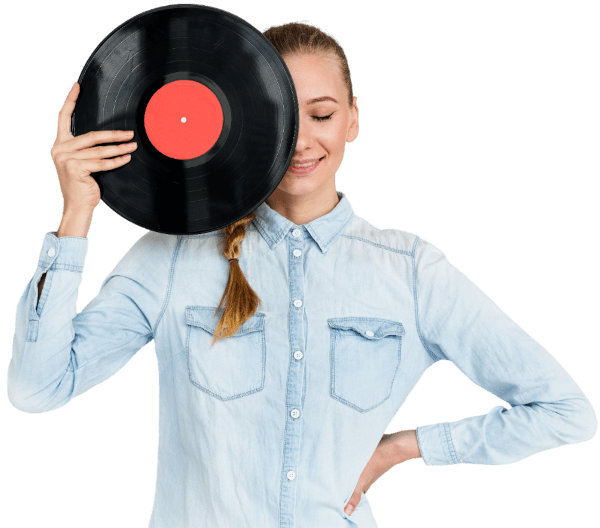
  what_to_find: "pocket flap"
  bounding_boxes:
[186,306,265,336]
[327,317,404,339]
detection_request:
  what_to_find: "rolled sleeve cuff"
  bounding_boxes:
[38,231,88,272]
[416,423,460,466]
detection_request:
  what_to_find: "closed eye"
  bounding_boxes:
[312,113,334,121]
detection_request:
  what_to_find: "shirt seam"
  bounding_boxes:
[442,422,460,464]
[411,236,443,363]
[40,261,84,273]
[153,236,183,340]
[339,234,413,255]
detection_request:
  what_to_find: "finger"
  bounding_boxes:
[76,154,133,174]
[55,129,135,155]
[56,82,80,144]
[344,488,362,516]
[67,141,137,161]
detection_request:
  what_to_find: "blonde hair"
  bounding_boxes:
[211,21,354,346]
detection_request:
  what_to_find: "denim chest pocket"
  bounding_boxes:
[328,317,404,413]
[185,306,266,401]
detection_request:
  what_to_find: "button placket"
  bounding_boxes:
[279,226,306,527]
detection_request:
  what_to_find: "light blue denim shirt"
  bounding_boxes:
[8,191,596,528]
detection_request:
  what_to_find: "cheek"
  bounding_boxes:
[320,123,348,156]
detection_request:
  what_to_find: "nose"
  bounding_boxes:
[293,115,312,153]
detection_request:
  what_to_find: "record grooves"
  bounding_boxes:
[72,4,299,235]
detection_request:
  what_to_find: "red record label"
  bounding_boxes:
[144,79,224,160]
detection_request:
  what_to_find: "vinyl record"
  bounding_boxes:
[72,4,299,235]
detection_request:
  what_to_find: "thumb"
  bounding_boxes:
[344,486,362,516]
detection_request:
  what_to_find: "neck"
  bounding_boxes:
[265,185,340,226]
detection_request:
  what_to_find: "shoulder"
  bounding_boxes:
[342,213,420,256]
[101,231,181,287]
[124,230,180,261]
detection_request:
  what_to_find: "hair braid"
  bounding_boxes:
[211,211,262,346]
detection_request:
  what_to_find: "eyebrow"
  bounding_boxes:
[306,96,338,105]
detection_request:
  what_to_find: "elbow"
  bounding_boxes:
[7,346,78,412]
[7,363,43,413]
[574,397,598,442]
[557,396,597,444]
[531,396,597,445]
[6,383,61,414]
[7,385,45,413]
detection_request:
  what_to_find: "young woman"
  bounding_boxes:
[8,21,596,528]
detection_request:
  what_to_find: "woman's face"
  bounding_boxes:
[276,53,359,198]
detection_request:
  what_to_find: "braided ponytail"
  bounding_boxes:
[211,211,262,346]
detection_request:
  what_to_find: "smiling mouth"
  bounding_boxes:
[290,156,325,168]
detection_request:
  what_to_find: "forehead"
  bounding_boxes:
[283,54,344,103]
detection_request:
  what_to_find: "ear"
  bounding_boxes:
[346,96,359,143]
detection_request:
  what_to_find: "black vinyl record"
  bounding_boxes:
[72,4,298,235]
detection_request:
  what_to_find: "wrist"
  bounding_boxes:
[57,208,94,238]
[391,429,422,465]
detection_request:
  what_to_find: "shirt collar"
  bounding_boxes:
[252,191,354,253]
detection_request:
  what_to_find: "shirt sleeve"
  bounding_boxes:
[7,230,177,413]
[413,237,597,465]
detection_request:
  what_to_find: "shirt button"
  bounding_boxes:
[365,330,374,337]
[293,299,303,308]
[294,350,303,360]
[287,470,296,481]
[291,409,300,419]
[293,249,302,258]
[47,248,56,257]
[292,228,301,237]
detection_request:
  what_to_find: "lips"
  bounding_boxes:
[290,157,323,167]
[288,156,324,175]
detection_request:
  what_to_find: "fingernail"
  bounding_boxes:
[345,505,354,516]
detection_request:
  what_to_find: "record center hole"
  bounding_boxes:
[181,117,187,123]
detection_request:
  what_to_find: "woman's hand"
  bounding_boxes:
[344,429,421,516]
[51,82,138,214]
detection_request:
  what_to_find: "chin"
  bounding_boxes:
[278,177,326,196]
